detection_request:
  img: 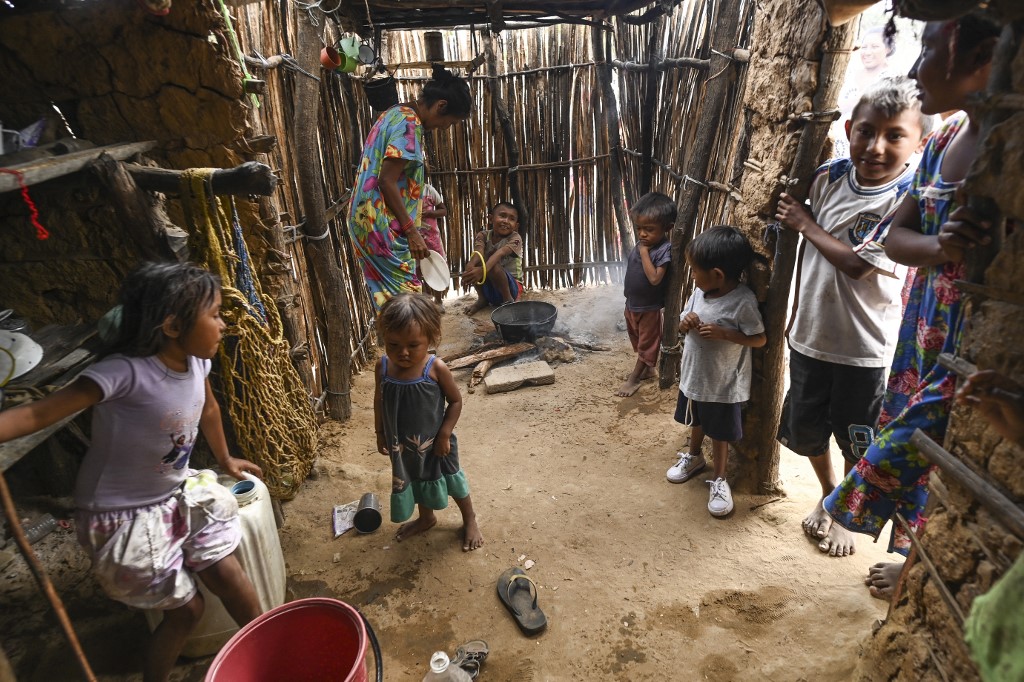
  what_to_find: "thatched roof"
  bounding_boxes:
[337,0,672,32]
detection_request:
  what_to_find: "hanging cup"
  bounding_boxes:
[320,45,342,70]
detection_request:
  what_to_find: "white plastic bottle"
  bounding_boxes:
[422,651,472,682]
[145,472,286,657]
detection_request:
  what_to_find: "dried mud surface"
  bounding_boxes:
[1,285,896,681]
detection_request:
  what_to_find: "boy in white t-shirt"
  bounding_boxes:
[775,76,932,558]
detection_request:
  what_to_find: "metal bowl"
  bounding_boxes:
[490,301,557,343]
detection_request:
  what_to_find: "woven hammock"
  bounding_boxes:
[180,169,317,499]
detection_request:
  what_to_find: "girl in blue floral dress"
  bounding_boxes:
[348,66,472,311]
[822,14,1001,596]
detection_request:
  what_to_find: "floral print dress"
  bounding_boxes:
[379,355,470,523]
[824,115,967,555]
[347,105,425,311]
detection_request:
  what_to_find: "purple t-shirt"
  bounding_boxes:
[74,354,211,511]
[623,240,673,312]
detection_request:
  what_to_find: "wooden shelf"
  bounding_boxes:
[0,141,156,194]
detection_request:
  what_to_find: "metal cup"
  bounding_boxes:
[353,493,382,533]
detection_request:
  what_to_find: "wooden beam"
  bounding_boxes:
[92,155,180,261]
[123,161,279,196]
[446,342,535,370]
[910,429,1024,540]
[0,141,156,193]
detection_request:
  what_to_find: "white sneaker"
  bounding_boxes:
[667,451,706,483]
[706,478,734,517]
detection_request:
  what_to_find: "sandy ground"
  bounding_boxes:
[0,284,896,681]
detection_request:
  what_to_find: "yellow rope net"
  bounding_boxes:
[181,169,317,499]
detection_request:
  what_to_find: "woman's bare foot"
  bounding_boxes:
[465,298,488,316]
[396,515,437,542]
[818,523,856,557]
[802,498,833,539]
[462,516,484,552]
[865,561,903,600]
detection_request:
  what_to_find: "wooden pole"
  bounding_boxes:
[482,30,530,241]
[592,23,635,252]
[742,17,856,493]
[294,10,353,421]
[123,161,279,196]
[910,429,1024,539]
[657,0,748,388]
[639,15,666,195]
[91,154,180,262]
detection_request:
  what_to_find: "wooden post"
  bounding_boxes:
[740,17,856,493]
[657,0,749,388]
[640,15,666,196]
[91,153,180,262]
[592,23,636,253]
[294,11,353,421]
[482,30,530,240]
[123,161,279,196]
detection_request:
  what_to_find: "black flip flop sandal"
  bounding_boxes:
[496,568,547,636]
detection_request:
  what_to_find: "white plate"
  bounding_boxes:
[420,250,451,291]
[0,330,44,385]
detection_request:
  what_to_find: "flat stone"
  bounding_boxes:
[484,360,555,394]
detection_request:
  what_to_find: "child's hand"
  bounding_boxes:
[956,370,1024,443]
[377,432,389,456]
[698,323,731,341]
[775,193,815,234]
[461,265,483,288]
[223,456,263,480]
[679,312,702,333]
[433,433,452,457]
[937,204,992,263]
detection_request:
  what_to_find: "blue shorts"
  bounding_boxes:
[674,391,743,442]
[481,272,523,306]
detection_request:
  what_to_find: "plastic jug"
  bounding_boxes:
[145,472,286,658]
[422,651,472,682]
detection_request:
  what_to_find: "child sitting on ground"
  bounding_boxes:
[0,262,263,682]
[774,75,932,558]
[462,201,524,315]
[375,293,484,551]
[617,192,676,397]
[667,226,766,517]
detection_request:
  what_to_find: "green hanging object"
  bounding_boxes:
[216,0,260,109]
[964,553,1024,681]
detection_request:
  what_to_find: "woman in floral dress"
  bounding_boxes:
[348,66,471,311]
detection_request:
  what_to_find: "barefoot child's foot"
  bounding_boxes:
[818,522,856,557]
[462,517,484,552]
[616,364,656,397]
[616,378,643,397]
[466,298,488,316]
[396,515,437,542]
[865,561,903,600]
[802,498,833,539]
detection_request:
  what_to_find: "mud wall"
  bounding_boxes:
[0,2,253,326]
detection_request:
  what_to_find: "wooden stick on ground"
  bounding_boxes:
[467,359,495,393]
[447,342,534,370]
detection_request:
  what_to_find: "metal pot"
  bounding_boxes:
[490,301,557,343]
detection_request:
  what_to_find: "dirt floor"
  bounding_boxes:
[0,284,897,681]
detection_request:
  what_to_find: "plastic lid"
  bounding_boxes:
[430,651,450,672]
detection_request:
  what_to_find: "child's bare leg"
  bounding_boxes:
[689,425,706,457]
[486,262,514,303]
[803,450,837,540]
[453,494,483,551]
[711,438,729,480]
[197,552,261,626]
[466,286,488,315]
[144,593,204,682]
[396,504,438,541]
[616,358,654,397]
[811,451,857,557]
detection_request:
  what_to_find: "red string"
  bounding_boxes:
[0,168,49,240]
